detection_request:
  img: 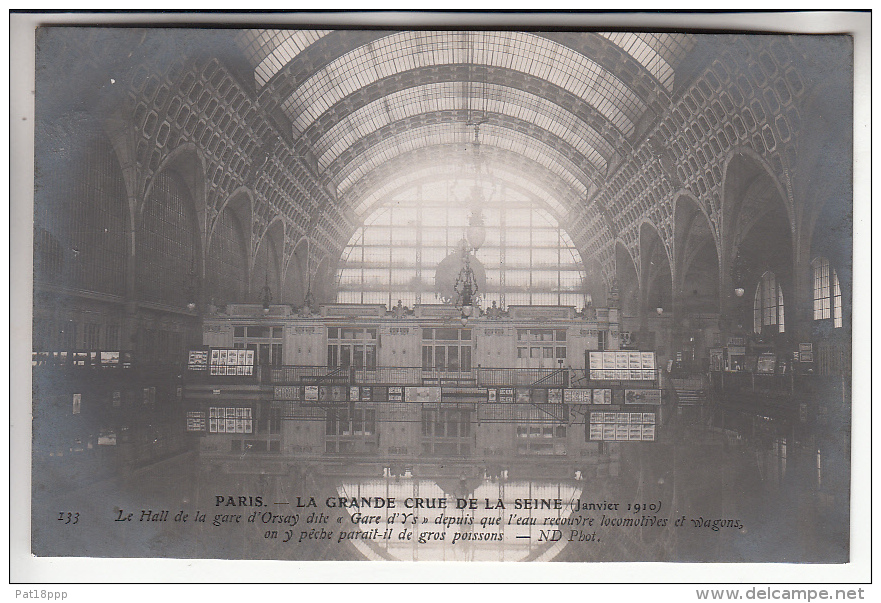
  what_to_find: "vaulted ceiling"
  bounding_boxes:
[233,30,697,224]
[31,21,854,301]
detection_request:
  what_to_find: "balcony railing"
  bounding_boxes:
[268,365,574,387]
[269,365,343,384]
[478,368,568,387]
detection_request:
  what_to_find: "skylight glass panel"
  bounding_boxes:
[234,29,331,89]
[333,123,590,198]
[283,31,645,137]
[313,81,611,173]
[600,32,674,91]
[337,181,586,307]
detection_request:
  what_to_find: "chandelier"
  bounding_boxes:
[454,210,486,324]
[453,47,490,324]
[731,249,746,297]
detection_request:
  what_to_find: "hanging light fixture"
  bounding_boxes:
[462,29,493,231]
[454,241,479,325]
[466,203,486,251]
[655,287,664,315]
[731,249,746,297]
[451,30,490,326]
[462,122,492,256]
[186,253,197,312]
[261,264,272,315]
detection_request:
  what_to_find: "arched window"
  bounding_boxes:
[337,180,586,308]
[753,271,785,334]
[206,207,248,305]
[811,257,842,328]
[34,136,128,296]
[137,170,199,307]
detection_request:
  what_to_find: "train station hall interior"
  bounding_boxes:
[27,21,856,563]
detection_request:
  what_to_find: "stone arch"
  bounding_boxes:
[614,241,639,318]
[252,219,283,304]
[211,186,254,237]
[781,73,853,343]
[721,146,793,234]
[791,70,853,256]
[205,188,252,306]
[674,192,721,316]
[34,129,129,297]
[312,254,335,305]
[282,236,310,306]
[639,221,673,318]
[796,89,852,337]
[721,150,794,337]
[136,148,204,309]
[141,143,209,264]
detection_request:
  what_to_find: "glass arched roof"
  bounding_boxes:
[229,28,697,264]
[234,29,332,89]
[313,81,614,174]
[598,32,694,92]
[282,31,645,137]
[234,30,694,100]
[332,122,591,198]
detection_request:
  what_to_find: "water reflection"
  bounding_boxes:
[333,476,582,561]
[32,402,848,562]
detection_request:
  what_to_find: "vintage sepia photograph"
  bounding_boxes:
[11,10,870,585]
